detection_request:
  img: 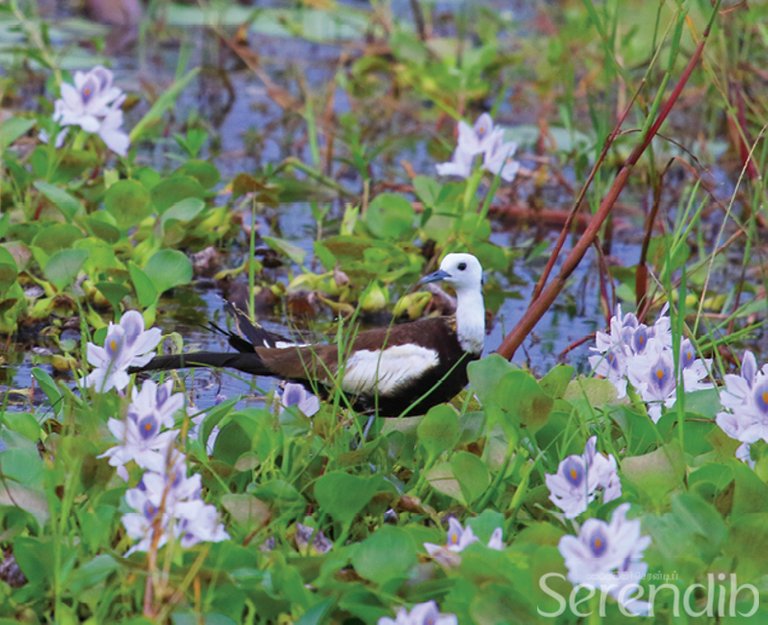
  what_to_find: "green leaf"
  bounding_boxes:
[496,370,554,433]
[565,375,619,407]
[365,193,415,239]
[731,461,768,516]
[0,249,18,294]
[262,235,307,266]
[32,368,63,414]
[220,494,271,530]
[451,451,490,505]
[425,461,464,502]
[130,68,200,142]
[144,249,193,295]
[468,355,515,405]
[622,441,686,502]
[296,600,335,625]
[0,117,35,151]
[66,554,119,596]
[176,159,220,188]
[33,181,82,220]
[724,513,768,578]
[84,213,121,243]
[251,479,305,518]
[0,483,49,526]
[161,197,206,228]
[95,281,131,311]
[539,364,575,398]
[43,249,88,290]
[351,526,418,583]
[104,179,152,228]
[3,412,42,441]
[417,404,460,459]
[467,509,505,543]
[412,176,441,206]
[171,613,237,625]
[31,223,83,255]
[129,261,158,307]
[151,175,206,213]
[671,492,727,550]
[314,471,393,526]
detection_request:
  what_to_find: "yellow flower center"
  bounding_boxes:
[656,368,664,380]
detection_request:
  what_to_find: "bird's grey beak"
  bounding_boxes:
[419,269,451,285]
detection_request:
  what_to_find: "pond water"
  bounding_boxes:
[1,1,755,411]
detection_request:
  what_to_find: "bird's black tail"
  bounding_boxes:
[129,351,270,376]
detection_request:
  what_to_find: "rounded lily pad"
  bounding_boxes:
[44,249,89,290]
[104,180,152,229]
[31,223,84,255]
[176,159,220,189]
[151,175,206,213]
[84,214,121,244]
[144,249,193,295]
[365,193,415,239]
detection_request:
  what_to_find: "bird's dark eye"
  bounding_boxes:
[457,262,467,271]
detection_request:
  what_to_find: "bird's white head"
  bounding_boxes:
[420,253,485,354]
[419,253,484,294]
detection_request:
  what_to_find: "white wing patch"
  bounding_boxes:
[341,344,440,396]
[274,340,309,349]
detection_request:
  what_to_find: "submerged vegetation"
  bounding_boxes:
[1,0,768,623]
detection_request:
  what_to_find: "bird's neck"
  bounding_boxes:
[455,288,485,354]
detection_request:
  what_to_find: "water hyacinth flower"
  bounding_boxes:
[423,517,503,567]
[294,522,333,554]
[280,383,320,417]
[588,304,667,398]
[378,601,458,625]
[51,65,130,155]
[99,382,182,481]
[716,351,768,467]
[128,379,183,429]
[559,504,651,616]
[85,310,161,392]
[122,460,228,555]
[482,129,519,182]
[628,337,712,423]
[588,304,645,398]
[590,304,711,420]
[175,500,230,548]
[122,484,172,554]
[545,436,621,519]
[627,341,676,423]
[436,113,519,182]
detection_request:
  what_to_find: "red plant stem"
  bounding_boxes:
[636,160,672,316]
[529,93,638,303]
[496,9,719,360]
[729,80,759,180]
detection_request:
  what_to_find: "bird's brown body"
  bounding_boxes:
[132,253,488,417]
[135,315,480,416]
